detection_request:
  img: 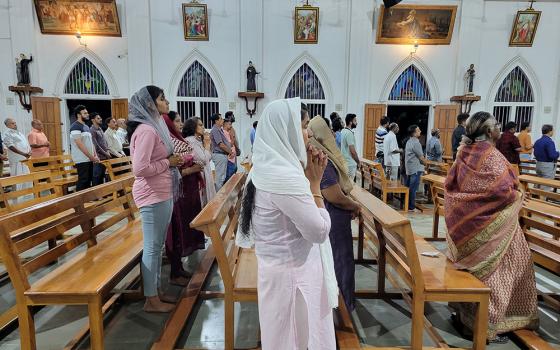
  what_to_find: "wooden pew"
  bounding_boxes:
[521,201,560,274]
[0,176,141,350]
[102,156,132,181]
[0,170,60,215]
[23,155,78,194]
[189,172,253,350]
[351,186,490,349]
[422,174,446,241]
[359,158,374,192]
[519,174,560,204]
[369,162,409,212]
[425,160,449,176]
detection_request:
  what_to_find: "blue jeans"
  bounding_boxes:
[406,171,423,210]
[92,163,106,186]
[140,199,173,297]
[225,161,237,184]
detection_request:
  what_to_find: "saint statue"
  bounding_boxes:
[465,64,476,95]
[246,61,260,92]
[16,54,33,86]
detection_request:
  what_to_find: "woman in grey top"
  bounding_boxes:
[405,125,426,212]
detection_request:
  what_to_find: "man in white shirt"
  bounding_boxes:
[340,113,360,179]
[383,123,402,181]
[116,118,128,145]
[104,117,126,158]
[4,118,32,196]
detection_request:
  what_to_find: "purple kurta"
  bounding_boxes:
[252,190,336,350]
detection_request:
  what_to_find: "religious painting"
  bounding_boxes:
[509,10,541,47]
[33,0,121,36]
[183,3,209,41]
[294,6,319,44]
[376,5,457,45]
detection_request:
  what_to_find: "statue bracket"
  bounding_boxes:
[8,85,43,113]
[450,95,481,114]
[238,92,264,118]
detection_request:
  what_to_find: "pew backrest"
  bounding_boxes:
[190,173,247,293]
[351,186,424,293]
[102,156,132,181]
[519,174,560,203]
[23,154,77,179]
[0,170,60,215]
[425,160,449,176]
[0,176,136,296]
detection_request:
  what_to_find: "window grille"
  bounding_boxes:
[176,60,220,129]
[389,65,431,101]
[64,58,109,95]
[493,66,535,132]
[285,64,326,117]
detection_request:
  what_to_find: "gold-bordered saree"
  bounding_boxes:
[444,141,539,339]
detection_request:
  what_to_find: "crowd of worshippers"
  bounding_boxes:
[3,84,532,346]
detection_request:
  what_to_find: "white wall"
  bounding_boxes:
[0,0,559,155]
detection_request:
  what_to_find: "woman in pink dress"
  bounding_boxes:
[237,98,337,349]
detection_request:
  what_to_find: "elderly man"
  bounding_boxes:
[28,119,50,159]
[4,118,31,194]
[104,117,126,158]
[116,118,128,145]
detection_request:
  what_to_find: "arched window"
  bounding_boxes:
[284,63,326,117]
[492,66,534,132]
[388,65,431,101]
[64,57,110,95]
[176,60,219,128]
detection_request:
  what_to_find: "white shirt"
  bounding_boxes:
[116,127,128,145]
[104,128,125,157]
[383,131,400,166]
[4,128,31,164]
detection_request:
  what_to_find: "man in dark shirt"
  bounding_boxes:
[496,121,521,164]
[90,112,111,186]
[534,124,559,182]
[210,113,232,191]
[452,113,469,159]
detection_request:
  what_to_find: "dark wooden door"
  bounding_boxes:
[434,104,460,157]
[363,104,386,160]
[111,98,128,120]
[31,96,63,155]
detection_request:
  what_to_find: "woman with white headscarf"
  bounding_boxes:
[237,98,337,349]
[128,86,184,313]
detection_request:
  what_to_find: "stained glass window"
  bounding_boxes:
[494,66,534,103]
[285,64,325,100]
[389,65,431,101]
[64,58,109,95]
[177,60,218,98]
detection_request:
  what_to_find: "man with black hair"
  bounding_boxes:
[70,105,98,191]
[90,113,111,185]
[375,116,390,165]
[534,124,559,183]
[210,113,232,191]
[405,125,426,212]
[341,113,360,178]
[452,113,469,159]
[330,112,343,148]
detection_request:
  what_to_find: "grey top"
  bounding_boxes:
[210,125,230,154]
[405,137,425,175]
[69,121,95,164]
[91,125,110,160]
[426,137,443,162]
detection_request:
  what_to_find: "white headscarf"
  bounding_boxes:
[236,97,338,309]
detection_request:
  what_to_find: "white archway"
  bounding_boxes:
[54,48,119,98]
[277,52,334,111]
[380,55,440,104]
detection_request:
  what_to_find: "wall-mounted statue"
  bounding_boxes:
[16,54,33,86]
[465,64,475,95]
[246,61,260,92]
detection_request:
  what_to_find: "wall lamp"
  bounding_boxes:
[410,40,419,55]
[75,31,88,48]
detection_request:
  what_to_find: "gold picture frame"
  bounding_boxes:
[376,5,457,45]
[183,3,209,41]
[34,0,121,36]
[509,10,541,47]
[294,6,319,44]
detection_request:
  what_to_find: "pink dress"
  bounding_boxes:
[252,190,336,350]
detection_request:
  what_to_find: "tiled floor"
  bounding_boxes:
[0,209,559,349]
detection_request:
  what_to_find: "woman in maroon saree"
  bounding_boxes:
[444,112,538,342]
[163,111,206,286]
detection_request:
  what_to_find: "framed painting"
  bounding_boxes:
[376,5,457,45]
[294,6,319,44]
[33,0,121,36]
[183,3,209,41]
[509,10,541,47]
